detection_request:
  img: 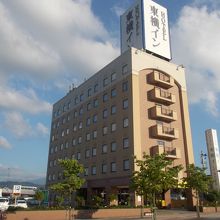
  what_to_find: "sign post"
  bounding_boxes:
[13,185,21,205]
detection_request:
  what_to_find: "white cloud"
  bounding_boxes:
[36,122,49,136]
[3,112,49,139]
[0,0,119,83]
[0,136,11,149]
[171,3,220,116]
[4,112,32,138]
[0,87,52,114]
[111,5,126,17]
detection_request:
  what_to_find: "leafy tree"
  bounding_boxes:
[182,164,213,218]
[34,190,44,207]
[131,153,183,220]
[204,190,220,207]
[50,159,85,220]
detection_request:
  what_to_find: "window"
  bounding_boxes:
[111,162,116,172]
[78,121,83,129]
[49,161,53,167]
[111,72,116,82]
[72,139,76,146]
[86,133,91,141]
[102,164,107,174]
[80,93,84,102]
[94,83,98,92]
[66,128,69,135]
[103,93,108,102]
[67,115,70,121]
[102,144,107,154]
[93,98,99,108]
[74,111,78,118]
[93,130,97,139]
[111,123,117,132]
[123,99,128,109]
[48,174,52,181]
[85,149,90,158]
[123,118,129,128]
[53,160,57,166]
[111,88,117,97]
[52,174,56,180]
[55,146,58,152]
[75,97,79,105]
[78,136,82,144]
[51,135,55,142]
[60,144,64,150]
[50,147,54,154]
[79,107,83,115]
[73,124,77,132]
[65,142,69,148]
[87,102,92,111]
[72,154,75,159]
[123,138,129,148]
[111,142,117,152]
[88,88,92,97]
[86,117,91,126]
[85,167,89,176]
[92,147,97,156]
[103,77,108,86]
[123,159,130,170]
[62,117,66,124]
[61,130,65,137]
[103,126,108,135]
[111,105,116,114]
[103,109,108,119]
[91,166,96,175]
[122,64,128,74]
[77,152,81,160]
[122,81,128,92]
[93,114,97,123]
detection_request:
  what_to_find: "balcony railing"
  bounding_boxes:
[148,87,176,105]
[149,105,177,122]
[150,145,181,159]
[150,124,179,140]
[148,71,174,89]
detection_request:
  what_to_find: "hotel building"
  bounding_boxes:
[46,47,195,207]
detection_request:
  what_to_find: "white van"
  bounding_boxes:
[0,197,9,211]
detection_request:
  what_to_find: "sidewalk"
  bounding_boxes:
[86,210,220,220]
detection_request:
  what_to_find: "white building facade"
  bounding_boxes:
[205,129,220,190]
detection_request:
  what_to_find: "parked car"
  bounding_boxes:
[0,197,9,211]
[16,200,28,208]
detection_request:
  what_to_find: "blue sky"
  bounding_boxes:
[0,0,220,182]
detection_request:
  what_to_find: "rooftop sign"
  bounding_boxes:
[120,0,171,60]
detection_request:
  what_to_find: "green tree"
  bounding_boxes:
[131,153,183,220]
[182,164,213,218]
[204,190,220,208]
[50,159,85,220]
[34,190,44,207]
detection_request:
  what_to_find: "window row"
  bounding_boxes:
[53,80,129,119]
[49,137,129,155]
[51,117,129,142]
[52,98,128,132]
[48,159,130,181]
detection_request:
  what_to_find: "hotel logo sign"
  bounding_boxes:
[120,0,171,60]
